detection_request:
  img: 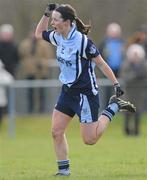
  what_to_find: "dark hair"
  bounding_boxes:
[55,4,91,35]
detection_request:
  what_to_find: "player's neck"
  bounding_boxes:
[62,26,72,39]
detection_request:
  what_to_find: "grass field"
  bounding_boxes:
[0,114,147,180]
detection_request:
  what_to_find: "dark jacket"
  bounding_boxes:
[121,59,147,110]
[0,41,19,76]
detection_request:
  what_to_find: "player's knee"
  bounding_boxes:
[83,137,97,145]
[51,128,63,140]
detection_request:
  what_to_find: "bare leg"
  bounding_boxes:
[80,95,136,145]
[51,109,72,160]
[80,115,110,145]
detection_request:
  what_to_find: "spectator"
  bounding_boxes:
[127,25,147,112]
[0,60,14,128]
[99,22,125,77]
[18,31,55,113]
[99,22,125,105]
[127,24,147,56]
[0,24,19,77]
[121,44,147,135]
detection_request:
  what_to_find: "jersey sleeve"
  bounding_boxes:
[42,30,58,46]
[85,38,100,59]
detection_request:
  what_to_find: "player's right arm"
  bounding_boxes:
[35,15,50,39]
[35,3,57,39]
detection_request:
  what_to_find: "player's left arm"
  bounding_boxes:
[85,38,118,85]
[92,55,119,85]
[92,55,124,97]
[85,38,123,97]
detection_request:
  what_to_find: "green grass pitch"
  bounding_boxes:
[0,114,147,180]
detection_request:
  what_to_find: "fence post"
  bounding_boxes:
[8,86,15,138]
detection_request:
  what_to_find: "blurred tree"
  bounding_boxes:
[0,0,147,44]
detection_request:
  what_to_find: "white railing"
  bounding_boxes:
[1,78,124,137]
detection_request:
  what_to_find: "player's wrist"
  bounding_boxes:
[44,13,50,17]
[44,3,58,18]
[113,82,119,86]
[44,12,50,17]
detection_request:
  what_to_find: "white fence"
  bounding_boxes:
[2,78,124,137]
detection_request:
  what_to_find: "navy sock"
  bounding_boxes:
[57,159,70,174]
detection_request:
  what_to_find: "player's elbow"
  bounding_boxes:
[35,30,42,39]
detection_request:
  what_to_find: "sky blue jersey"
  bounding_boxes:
[42,24,100,95]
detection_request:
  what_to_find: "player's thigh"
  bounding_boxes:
[80,121,98,141]
[51,109,72,135]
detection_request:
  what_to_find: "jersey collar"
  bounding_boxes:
[65,23,76,40]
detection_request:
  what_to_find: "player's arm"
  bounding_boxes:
[85,38,123,97]
[93,55,118,85]
[35,3,57,39]
[92,55,124,97]
[35,16,49,39]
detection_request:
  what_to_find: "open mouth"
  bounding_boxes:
[53,26,57,30]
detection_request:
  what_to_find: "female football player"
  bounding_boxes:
[35,3,136,176]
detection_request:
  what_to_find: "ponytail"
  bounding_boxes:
[75,16,91,35]
[55,4,91,35]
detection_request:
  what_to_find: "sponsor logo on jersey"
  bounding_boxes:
[57,56,72,67]
[89,44,97,54]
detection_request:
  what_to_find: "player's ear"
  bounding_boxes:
[64,19,71,26]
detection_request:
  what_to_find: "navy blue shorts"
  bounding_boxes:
[55,85,100,123]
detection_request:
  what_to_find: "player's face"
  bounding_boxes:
[51,11,68,35]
